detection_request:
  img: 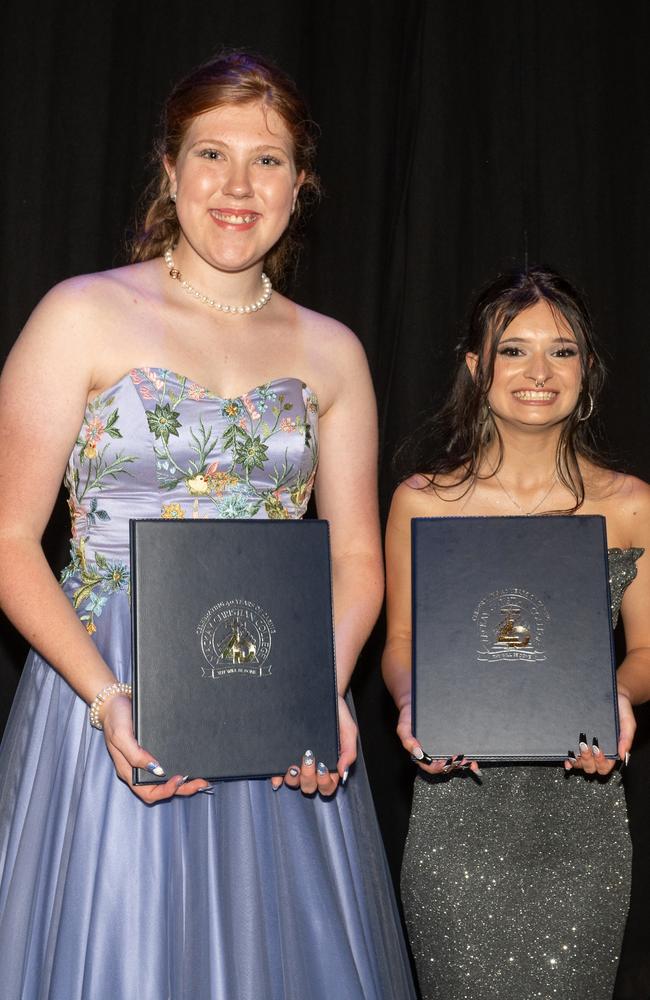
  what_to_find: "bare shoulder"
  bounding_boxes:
[290,301,368,368]
[21,261,157,339]
[610,473,650,519]
[390,476,450,521]
[2,262,160,397]
[585,467,650,546]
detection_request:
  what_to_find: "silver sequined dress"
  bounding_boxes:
[401,548,644,1000]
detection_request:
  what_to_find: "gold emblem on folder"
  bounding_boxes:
[495,605,531,648]
[473,588,549,662]
[197,599,275,678]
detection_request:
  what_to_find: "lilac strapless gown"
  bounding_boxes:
[0,368,415,1000]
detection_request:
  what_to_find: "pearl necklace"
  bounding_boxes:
[163,248,272,315]
[491,467,557,516]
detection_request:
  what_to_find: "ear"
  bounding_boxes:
[163,155,177,192]
[465,352,479,381]
[291,169,306,212]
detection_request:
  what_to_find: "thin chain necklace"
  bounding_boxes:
[163,248,272,315]
[490,464,557,516]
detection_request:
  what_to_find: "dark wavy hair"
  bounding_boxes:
[396,265,610,512]
[129,50,321,288]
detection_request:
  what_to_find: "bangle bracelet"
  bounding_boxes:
[89,682,132,730]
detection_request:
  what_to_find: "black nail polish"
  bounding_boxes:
[421,752,434,765]
[444,756,454,767]
[568,750,577,759]
[592,736,599,748]
[579,732,587,744]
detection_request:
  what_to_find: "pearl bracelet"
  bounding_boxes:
[89,682,132,730]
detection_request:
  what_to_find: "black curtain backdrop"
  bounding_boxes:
[2,2,650,992]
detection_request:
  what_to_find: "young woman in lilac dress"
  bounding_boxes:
[382,266,650,1000]
[0,52,415,1000]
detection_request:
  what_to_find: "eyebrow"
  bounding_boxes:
[188,139,289,153]
[499,335,577,344]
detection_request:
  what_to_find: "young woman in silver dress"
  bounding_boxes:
[382,266,650,1000]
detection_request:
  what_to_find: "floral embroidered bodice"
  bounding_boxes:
[60,368,319,633]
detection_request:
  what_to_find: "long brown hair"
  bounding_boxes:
[129,51,321,287]
[397,266,610,511]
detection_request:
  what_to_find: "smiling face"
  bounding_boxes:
[467,300,585,430]
[166,101,304,274]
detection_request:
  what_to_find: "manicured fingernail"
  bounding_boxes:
[578,738,589,754]
[271,781,281,791]
[474,767,483,777]
[198,783,215,794]
[625,751,631,766]
[288,767,300,777]
[303,750,314,766]
[568,750,577,760]
[146,761,166,777]
[411,746,424,760]
[421,751,434,765]
[317,762,328,775]
[341,768,349,785]
[176,774,190,787]
[592,742,601,756]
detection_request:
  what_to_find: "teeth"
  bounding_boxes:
[513,391,556,401]
[213,211,257,224]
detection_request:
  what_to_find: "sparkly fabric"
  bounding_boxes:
[402,547,644,1000]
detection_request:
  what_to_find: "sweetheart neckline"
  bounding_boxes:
[87,368,318,410]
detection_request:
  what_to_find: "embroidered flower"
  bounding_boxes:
[188,383,207,401]
[142,368,166,391]
[100,561,129,593]
[85,621,97,635]
[256,385,278,414]
[222,399,243,421]
[216,494,257,518]
[280,417,296,433]
[241,393,261,420]
[146,403,182,444]
[161,502,185,519]
[307,393,319,414]
[236,435,269,473]
[203,463,240,497]
[85,415,105,446]
[84,591,109,617]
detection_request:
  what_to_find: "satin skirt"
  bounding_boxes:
[0,592,415,1000]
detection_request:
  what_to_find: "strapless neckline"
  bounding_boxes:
[87,367,318,410]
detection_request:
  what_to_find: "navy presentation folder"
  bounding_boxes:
[130,519,339,783]
[412,515,619,761]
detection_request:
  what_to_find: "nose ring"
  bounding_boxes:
[535,378,546,388]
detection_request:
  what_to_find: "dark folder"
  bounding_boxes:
[130,519,339,783]
[412,516,619,761]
